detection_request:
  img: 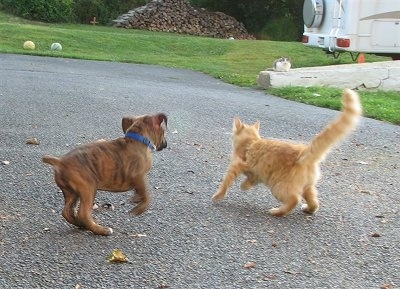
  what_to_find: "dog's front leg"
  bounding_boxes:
[130,176,151,215]
[130,192,142,204]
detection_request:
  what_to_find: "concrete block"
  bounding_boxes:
[258,61,400,91]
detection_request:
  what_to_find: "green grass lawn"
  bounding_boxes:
[267,86,399,125]
[0,11,399,124]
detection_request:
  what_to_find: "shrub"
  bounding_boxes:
[0,0,147,24]
[189,0,304,41]
[73,0,108,24]
[73,0,147,25]
[0,0,75,23]
[259,16,303,41]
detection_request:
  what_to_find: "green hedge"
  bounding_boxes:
[0,0,75,22]
[0,0,147,24]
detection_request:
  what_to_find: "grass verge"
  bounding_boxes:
[267,87,400,125]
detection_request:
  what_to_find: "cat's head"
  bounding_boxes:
[232,117,261,147]
[278,57,290,63]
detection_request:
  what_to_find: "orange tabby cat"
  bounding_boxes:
[212,89,362,216]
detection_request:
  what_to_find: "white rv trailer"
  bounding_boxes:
[302,0,400,60]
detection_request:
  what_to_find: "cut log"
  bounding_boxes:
[113,0,255,40]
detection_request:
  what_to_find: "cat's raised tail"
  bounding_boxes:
[298,89,362,165]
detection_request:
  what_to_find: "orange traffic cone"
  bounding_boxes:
[358,54,365,63]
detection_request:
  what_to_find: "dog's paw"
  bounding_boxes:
[89,226,113,236]
[130,203,149,215]
[130,193,142,204]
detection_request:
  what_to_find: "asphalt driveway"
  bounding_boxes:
[0,53,399,289]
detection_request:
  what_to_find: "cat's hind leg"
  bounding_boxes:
[269,184,302,217]
[212,160,248,202]
[240,172,257,191]
[301,185,319,214]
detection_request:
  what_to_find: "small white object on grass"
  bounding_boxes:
[23,41,35,50]
[51,42,62,51]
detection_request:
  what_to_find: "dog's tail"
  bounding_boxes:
[297,89,362,165]
[42,155,61,167]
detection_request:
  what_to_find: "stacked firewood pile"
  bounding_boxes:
[113,0,255,40]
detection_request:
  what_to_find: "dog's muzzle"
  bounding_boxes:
[157,140,167,151]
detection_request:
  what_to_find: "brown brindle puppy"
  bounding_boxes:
[43,113,167,236]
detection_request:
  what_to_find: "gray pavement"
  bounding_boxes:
[0,53,399,288]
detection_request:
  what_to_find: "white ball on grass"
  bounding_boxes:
[23,41,35,50]
[50,42,62,51]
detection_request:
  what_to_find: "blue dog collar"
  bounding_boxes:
[125,132,156,151]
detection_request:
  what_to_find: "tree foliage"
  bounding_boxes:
[0,0,75,22]
[0,0,146,24]
[0,0,304,40]
[189,0,304,40]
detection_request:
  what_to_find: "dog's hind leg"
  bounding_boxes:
[60,187,81,227]
[76,188,113,236]
[130,176,151,215]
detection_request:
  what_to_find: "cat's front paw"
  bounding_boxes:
[212,191,226,202]
[269,208,286,217]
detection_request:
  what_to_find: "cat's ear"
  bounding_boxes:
[233,117,243,131]
[254,120,260,131]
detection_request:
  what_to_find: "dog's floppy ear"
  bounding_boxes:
[155,113,168,129]
[122,117,135,133]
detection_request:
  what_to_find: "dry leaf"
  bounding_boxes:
[101,203,115,210]
[108,249,129,263]
[246,239,257,244]
[244,261,256,269]
[283,270,301,275]
[261,274,277,281]
[0,214,12,220]
[130,232,147,238]
[26,138,40,145]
